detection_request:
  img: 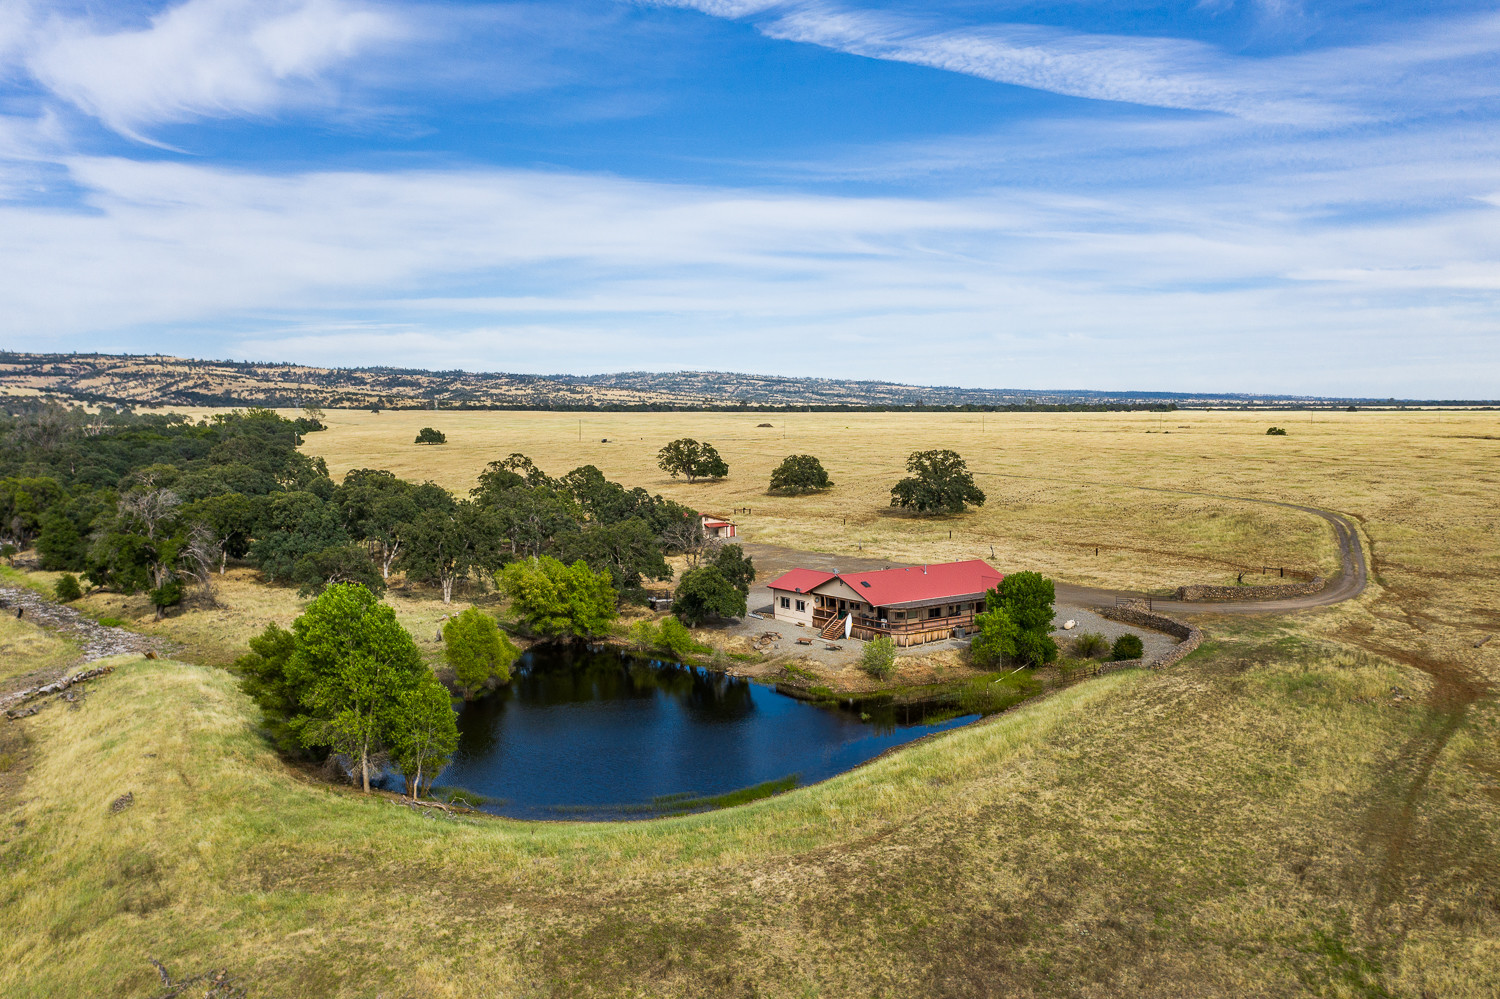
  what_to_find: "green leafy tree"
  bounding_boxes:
[710,544,755,596]
[673,565,746,625]
[288,584,437,792]
[861,636,897,679]
[1112,634,1145,660]
[556,518,671,601]
[769,454,832,494]
[889,449,986,515]
[336,470,450,580]
[657,439,729,482]
[497,556,617,641]
[415,427,447,445]
[388,679,460,799]
[292,544,386,597]
[184,492,257,573]
[443,607,520,699]
[398,501,504,602]
[234,623,307,756]
[248,491,349,582]
[992,571,1057,666]
[969,604,1020,669]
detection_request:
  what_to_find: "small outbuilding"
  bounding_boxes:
[700,514,737,539]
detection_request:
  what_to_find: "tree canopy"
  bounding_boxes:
[415,427,447,445]
[657,438,729,482]
[497,556,618,640]
[443,607,520,699]
[769,454,832,494]
[889,449,986,515]
[286,583,454,793]
[972,571,1057,668]
[673,565,746,625]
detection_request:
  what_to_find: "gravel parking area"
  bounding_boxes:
[732,598,1175,667]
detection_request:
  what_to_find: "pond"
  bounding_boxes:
[395,644,978,820]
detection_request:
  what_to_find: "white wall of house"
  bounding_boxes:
[770,589,815,625]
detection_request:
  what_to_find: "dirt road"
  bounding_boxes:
[742,493,1367,619]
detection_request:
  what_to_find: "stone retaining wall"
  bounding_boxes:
[1174,577,1325,602]
[1096,604,1204,670]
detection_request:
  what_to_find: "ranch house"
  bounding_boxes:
[765,560,1004,647]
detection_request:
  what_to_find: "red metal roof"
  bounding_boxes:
[766,560,1003,607]
[764,568,837,594]
[771,559,1002,608]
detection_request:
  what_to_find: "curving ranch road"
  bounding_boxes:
[742,489,1367,620]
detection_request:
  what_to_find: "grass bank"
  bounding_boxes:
[2,620,1495,997]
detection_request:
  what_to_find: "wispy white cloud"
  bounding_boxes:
[24,0,404,139]
[3,155,1498,395]
[656,0,1500,124]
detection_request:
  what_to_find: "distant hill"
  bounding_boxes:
[0,352,1473,410]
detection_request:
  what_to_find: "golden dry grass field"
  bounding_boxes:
[1,407,1497,997]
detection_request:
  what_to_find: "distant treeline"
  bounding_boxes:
[22,389,1186,414]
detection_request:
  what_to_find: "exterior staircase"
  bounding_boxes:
[819,613,847,641]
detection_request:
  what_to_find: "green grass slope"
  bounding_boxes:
[0,627,1495,997]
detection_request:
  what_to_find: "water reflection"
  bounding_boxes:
[411,644,976,821]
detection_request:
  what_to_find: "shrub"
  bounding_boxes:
[1071,631,1108,659]
[415,427,447,445]
[1266,427,1288,436]
[626,618,659,652]
[656,616,710,658]
[53,573,83,602]
[1111,634,1145,660]
[861,636,898,680]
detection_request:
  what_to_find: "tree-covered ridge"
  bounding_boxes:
[0,351,1285,411]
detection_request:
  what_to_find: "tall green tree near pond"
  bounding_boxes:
[497,556,617,641]
[389,679,460,800]
[288,584,443,793]
[673,565,746,626]
[443,607,520,699]
[235,622,306,757]
[969,605,1020,669]
[978,571,1058,667]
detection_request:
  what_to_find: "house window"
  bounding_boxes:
[975,600,985,613]
[795,600,806,612]
[780,597,790,609]
[928,606,942,619]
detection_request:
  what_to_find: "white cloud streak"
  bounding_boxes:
[23,0,404,139]
[657,0,1500,124]
[3,156,1498,395]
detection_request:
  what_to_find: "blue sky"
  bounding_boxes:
[1,0,1498,396]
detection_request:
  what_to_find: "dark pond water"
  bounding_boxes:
[397,644,977,820]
